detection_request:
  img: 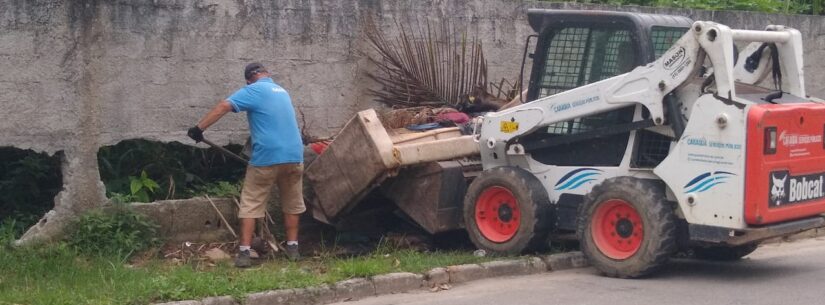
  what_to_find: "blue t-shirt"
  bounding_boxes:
[227,78,303,166]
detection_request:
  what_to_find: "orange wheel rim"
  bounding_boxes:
[475,186,521,243]
[591,199,644,259]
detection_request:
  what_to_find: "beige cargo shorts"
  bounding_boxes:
[238,163,306,218]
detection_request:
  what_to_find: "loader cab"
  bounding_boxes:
[522,10,692,168]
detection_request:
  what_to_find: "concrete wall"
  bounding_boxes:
[130,197,238,243]
[3,0,825,244]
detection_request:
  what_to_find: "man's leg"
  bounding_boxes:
[239,218,256,247]
[236,165,277,267]
[277,163,306,260]
[283,213,300,242]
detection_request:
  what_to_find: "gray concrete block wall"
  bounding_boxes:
[2,0,825,244]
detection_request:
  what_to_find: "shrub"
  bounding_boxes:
[67,207,161,259]
[129,170,160,203]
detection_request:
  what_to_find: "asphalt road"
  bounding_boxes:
[332,237,825,305]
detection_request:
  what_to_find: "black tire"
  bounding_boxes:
[692,243,759,261]
[463,166,551,255]
[577,177,677,278]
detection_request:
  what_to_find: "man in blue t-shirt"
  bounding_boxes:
[188,63,304,267]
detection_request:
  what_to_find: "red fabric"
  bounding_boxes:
[436,112,470,124]
[309,141,330,155]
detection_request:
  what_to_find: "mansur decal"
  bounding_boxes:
[663,46,686,70]
[768,170,825,207]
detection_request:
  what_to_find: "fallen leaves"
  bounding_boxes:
[430,283,451,292]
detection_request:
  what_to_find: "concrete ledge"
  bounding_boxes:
[447,263,489,283]
[480,258,546,277]
[130,197,238,243]
[332,278,375,302]
[154,252,591,305]
[299,285,337,305]
[424,267,449,287]
[542,251,590,271]
[527,256,549,272]
[372,272,424,295]
[246,289,297,305]
[201,296,237,305]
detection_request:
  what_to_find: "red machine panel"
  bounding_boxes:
[745,103,825,225]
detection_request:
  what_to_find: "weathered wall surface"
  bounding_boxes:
[130,197,238,243]
[3,0,825,244]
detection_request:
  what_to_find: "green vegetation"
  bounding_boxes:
[0,148,62,238]
[129,170,161,203]
[98,139,246,203]
[550,0,824,15]
[0,231,494,305]
[66,207,161,259]
[188,181,242,198]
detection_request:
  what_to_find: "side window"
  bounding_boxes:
[536,27,634,98]
[526,26,638,167]
[651,26,688,59]
[535,27,636,136]
[538,27,589,98]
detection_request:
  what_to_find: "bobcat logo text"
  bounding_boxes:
[769,170,825,208]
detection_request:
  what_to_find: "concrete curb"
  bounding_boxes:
[542,252,590,271]
[153,252,590,305]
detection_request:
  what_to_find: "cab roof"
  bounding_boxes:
[527,9,694,33]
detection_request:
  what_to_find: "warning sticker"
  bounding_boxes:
[500,121,519,133]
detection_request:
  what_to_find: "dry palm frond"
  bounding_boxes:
[364,15,487,107]
[489,77,523,101]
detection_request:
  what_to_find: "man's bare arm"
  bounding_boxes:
[197,99,234,130]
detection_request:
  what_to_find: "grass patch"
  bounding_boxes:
[0,238,498,305]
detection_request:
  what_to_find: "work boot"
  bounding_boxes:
[285,244,300,261]
[235,249,252,268]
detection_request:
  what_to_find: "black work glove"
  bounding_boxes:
[187,126,204,143]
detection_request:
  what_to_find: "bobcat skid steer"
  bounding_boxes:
[466,10,825,278]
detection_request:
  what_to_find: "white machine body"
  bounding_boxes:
[475,21,808,230]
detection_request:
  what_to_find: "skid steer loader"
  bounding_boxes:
[466,9,825,278]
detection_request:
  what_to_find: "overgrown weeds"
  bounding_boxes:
[66,207,162,260]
